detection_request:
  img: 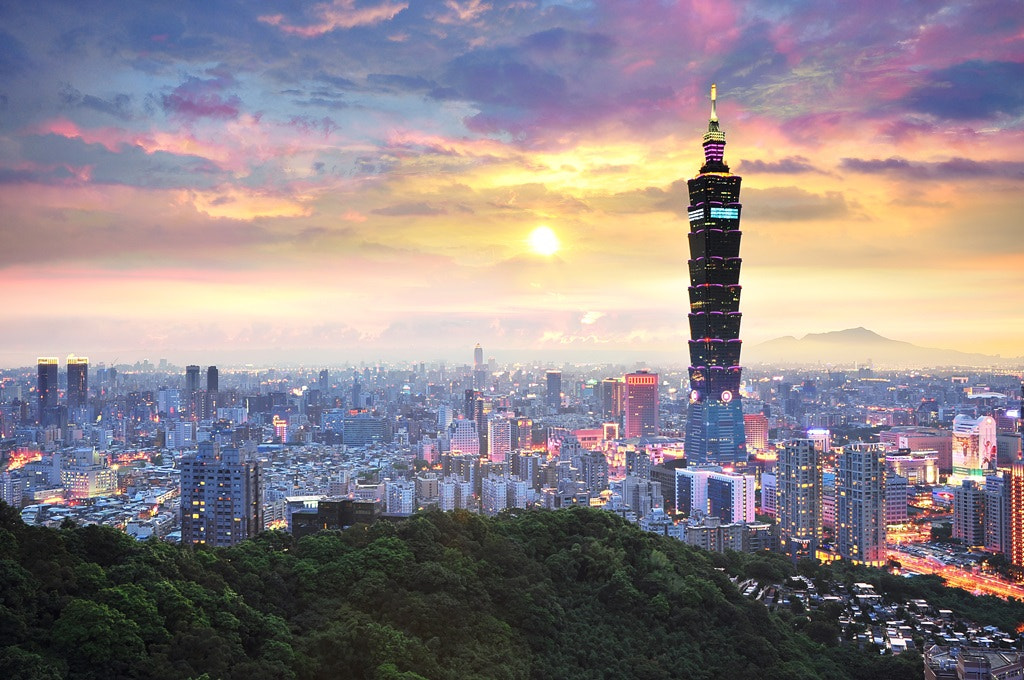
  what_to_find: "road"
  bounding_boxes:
[887,548,1024,600]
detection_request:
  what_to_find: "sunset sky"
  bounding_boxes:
[1,0,1022,367]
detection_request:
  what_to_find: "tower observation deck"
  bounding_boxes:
[684,84,747,465]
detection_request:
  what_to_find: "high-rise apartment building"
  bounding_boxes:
[683,85,747,465]
[984,472,1011,556]
[37,357,59,425]
[66,355,89,410]
[777,439,821,561]
[180,442,262,547]
[624,370,659,438]
[953,479,985,548]
[836,442,886,566]
[885,472,908,525]
[1011,463,1024,575]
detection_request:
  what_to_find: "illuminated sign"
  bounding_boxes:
[688,209,703,222]
[709,207,739,219]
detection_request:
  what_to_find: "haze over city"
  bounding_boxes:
[1,0,1022,368]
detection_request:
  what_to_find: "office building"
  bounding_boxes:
[207,365,219,393]
[599,378,624,420]
[180,442,262,547]
[743,413,768,453]
[185,364,201,394]
[291,499,379,538]
[953,480,985,548]
[66,355,89,410]
[675,468,714,517]
[624,370,659,438]
[886,452,938,485]
[546,371,562,411]
[473,343,486,390]
[707,471,755,524]
[879,426,953,471]
[185,365,201,419]
[683,86,747,465]
[777,439,821,561]
[37,357,59,425]
[448,419,480,457]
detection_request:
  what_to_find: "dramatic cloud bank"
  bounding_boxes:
[0,0,1021,365]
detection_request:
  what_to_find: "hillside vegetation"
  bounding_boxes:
[0,503,922,679]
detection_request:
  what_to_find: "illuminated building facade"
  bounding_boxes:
[487,415,511,463]
[180,442,262,547]
[743,413,768,453]
[837,442,886,566]
[684,85,746,465]
[777,439,821,561]
[599,378,625,420]
[1011,463,1024,574]
[61,448,116,499]
[37,357,59,425]
[951,415,998,484]
[624,370,659,438]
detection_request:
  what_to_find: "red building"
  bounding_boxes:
[624,371,659,439]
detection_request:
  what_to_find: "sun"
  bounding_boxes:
[528,225,560,256]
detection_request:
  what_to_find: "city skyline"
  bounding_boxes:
[1,1,1022,367]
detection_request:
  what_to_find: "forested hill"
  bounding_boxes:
[0,503,921,680]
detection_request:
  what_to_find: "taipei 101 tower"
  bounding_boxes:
[684,85,747,466]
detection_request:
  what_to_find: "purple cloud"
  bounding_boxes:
[162,75,241,120]
[841,156,1024,180]
[739,157,821,174]
[906,61,1024,120]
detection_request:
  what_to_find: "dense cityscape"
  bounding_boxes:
[3,1,1023,678]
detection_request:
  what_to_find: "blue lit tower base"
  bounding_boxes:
[684,85,747,466]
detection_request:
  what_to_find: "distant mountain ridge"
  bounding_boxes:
[746,327,1021,368]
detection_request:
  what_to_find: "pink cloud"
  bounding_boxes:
[259,0,408,37]
[27,119,124,152]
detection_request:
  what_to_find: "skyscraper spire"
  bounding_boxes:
[701,83,729,173]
